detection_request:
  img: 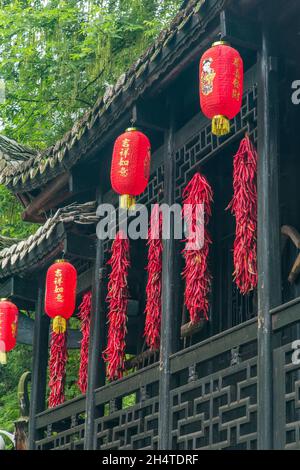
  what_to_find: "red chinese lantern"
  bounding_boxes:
[45,259,77,333]
[111,128,151,210]
[0,299,18,365]
[45,259,77,408]
[199,41,243,136]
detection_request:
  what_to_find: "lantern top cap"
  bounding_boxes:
[125,127,138,133]
[0,298,9,302]
[54,259,69,264]
[211,40,230,47]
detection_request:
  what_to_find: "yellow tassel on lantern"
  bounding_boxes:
[119,194,136,211]
[0,351,7,365]
[53,316,67,334]
[212,115,230,136]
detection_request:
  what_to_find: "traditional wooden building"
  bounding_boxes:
[0,0,300,450]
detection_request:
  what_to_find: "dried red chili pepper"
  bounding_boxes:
[103,231,130,381]
[77,291,92,394]
[182,172,213,324]
[48,331,68,408]
[227,135,258,294]
[144,204,163,350]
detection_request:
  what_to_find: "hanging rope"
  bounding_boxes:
[103,231,130,381]
[48,330,68,408]
[182,172,213,324]
[77,291,92,394]
[144,204,163,351]
[227,135,258,294]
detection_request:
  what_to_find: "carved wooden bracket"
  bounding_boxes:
[281,225,300,283]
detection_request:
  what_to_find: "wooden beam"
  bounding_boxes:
[0,276,38,309]
[181,320,206,338]
[77,268,93,296]
[16,192,31,209]
[257,0,281,450]
[125,349,159,371]
[17,313,81,349]
[220,9,261,50]
[22,173,69,223]
[64,233,96,261]
[132,102,168,133]
[69,165,98,194]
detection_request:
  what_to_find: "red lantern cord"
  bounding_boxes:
[77,291,92,394]
[103,231,130,381]
[144,204,163,351]
[48,331,68,408]
[227,135,258,294]
[182,173,213,324]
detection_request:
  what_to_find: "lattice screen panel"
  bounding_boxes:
[35,406,86,450]
[273,341,300,450]
[95,378,159,450]
[170,343,258,449]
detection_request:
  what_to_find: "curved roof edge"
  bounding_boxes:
[0,202,97,278]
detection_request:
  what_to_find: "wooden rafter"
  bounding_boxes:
[21,173,70,223]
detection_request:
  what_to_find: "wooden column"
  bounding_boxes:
[257,0,281,450]
[158,103,179,450]
[28,277,50,450]
[84,189,106,450]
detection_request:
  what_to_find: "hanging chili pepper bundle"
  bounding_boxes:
[227,135,258,294]
[103,231,130,381]
[77,291,92,394]
[45,259,77,408]
[182,173,213,324]
[48,331,68,408]
[144,204,163,351]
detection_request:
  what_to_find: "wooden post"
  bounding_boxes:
[28,278,50,450]
[158,102,179,450]
[84,189,106,450]
[257,0,281,450]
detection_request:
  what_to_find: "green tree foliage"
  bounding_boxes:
[0,346,32,432]
[0,0,181,148]
[0,0,181,438]
[0,185,35,239]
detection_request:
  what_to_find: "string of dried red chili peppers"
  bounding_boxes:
[144,204,163,351]
[77,291,92,394]
[182,172,213,324]
[227,135,258,294]
[48,331,68,408]
[103,231,130,381]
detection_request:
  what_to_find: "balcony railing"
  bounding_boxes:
[33,296,300,450]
